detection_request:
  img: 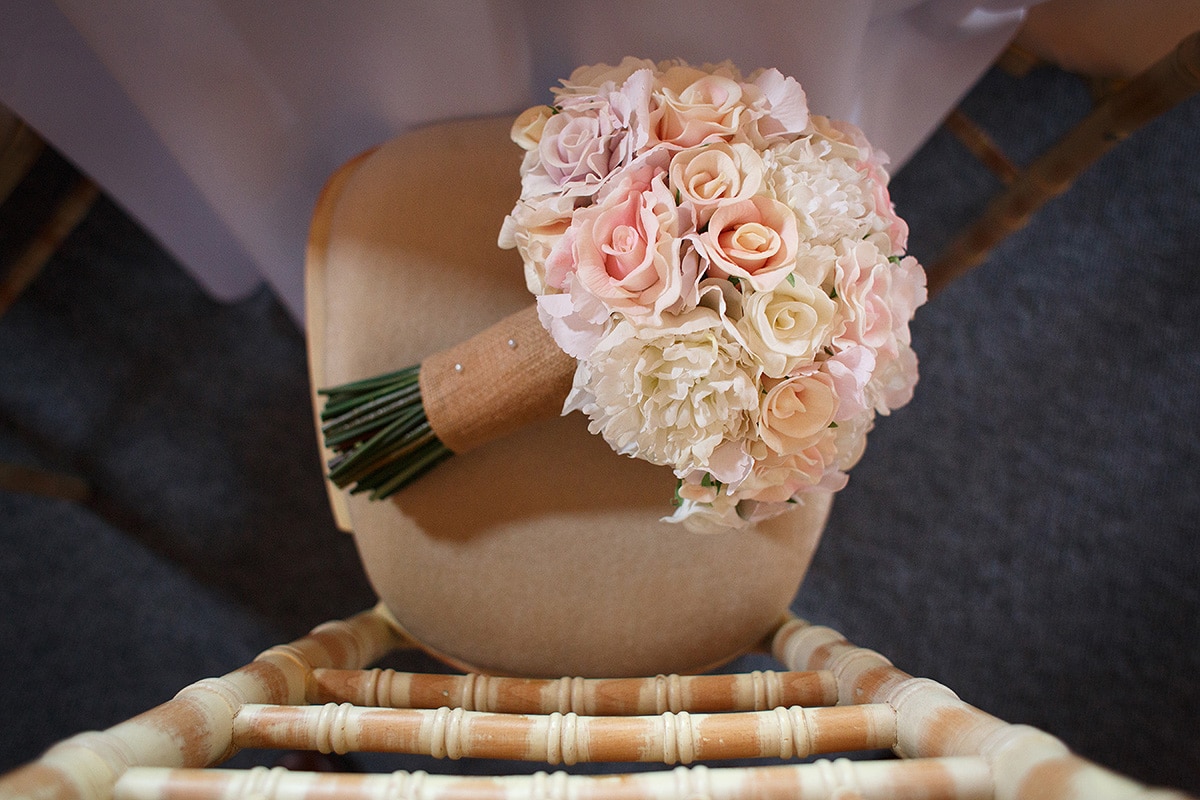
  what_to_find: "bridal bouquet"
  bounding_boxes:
[320,58,925,534]
[498,58,926,532]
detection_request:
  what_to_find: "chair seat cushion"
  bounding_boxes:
[306,117,832,677]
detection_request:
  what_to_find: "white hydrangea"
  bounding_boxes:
[762,136,876,248]
[564,307,759,479]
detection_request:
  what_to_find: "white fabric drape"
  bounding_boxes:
[0,1,1035,322]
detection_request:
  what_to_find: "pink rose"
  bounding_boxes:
[749,68,809,139]
[868,175,909,254]
[823,346,876,421]
[698,196,798,291]
[834,240,926,359]
[539,69,656,189]
[739,436,843,503]
[826,117,909,253]
[887,256,927,345]
[536,109,622,193]
[832,239,893,354]
[870,343,920,416]
[558,166,698,321]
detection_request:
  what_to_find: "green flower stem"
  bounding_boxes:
[318,366,451,500]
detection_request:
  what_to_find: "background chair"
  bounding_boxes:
[927,30,1200,296]
[0,104,95,502]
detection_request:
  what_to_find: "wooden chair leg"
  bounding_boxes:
[0,462,90,503]
[0,176,98,316]
[941,109,1020,186]
[927,29,1200,297]
[0,109,45,206]
[0,106,100,317]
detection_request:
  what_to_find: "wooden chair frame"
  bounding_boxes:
[928,29,1200,296]
[1,605,1192,800]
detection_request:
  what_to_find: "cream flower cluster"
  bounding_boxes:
[499,58,927,533]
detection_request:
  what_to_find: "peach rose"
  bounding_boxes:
[758,372,838,455]
[668,142,764,224]
[698,196,798,291]
[654,67,748,147]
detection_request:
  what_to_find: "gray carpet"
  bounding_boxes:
[1,63,1197,794]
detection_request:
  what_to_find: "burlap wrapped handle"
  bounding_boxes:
[419,304,576,455]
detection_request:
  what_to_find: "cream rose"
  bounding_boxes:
[668,142,764,224]
[556,57,658,99]
[697,196,798,291]
[510,105,555,151]
[664,487,749,533]
[737,278,837,378]
[830,410,874,472]
[758,372,838,455]
[498,196,574,295]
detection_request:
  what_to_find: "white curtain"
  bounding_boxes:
[0,1,1035,323]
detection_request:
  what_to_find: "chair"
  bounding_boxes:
[0,104,99,318]
[927,29,1200,296]
[0,104,95,502]
[5,98,1199,800]
[0,79,1195,800]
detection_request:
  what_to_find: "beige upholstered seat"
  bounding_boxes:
[304,114,833,680]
